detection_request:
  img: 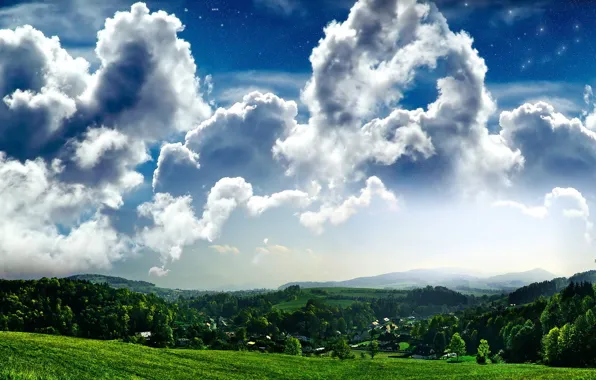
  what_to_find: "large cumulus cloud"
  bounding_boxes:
[0,153,132,276]
[272,0,523,196]
[500,102,596,190]
[0,2,212,275]
[153,91,298,195]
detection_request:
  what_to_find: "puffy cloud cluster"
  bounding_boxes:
[0,154,131,276]
[0,2,212,275]
[139,177,315,274]
[499,102,596,190]
[272,0,523,194]
[4,0,596,278]
[299,176,398,234]
[153,91,298,194]
[494,187,593,243]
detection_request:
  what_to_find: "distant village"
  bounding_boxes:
[135,314,459,360]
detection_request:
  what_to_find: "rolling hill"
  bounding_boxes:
[508,270,596,305]
[66,274,271,301]
[280,268,557,292]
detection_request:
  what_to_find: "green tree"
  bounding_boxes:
[476,339,490,364]
[331,337,355,360]
[368,340,379,359]
[447,333,466,362]
[542,327,561,365]
[284,337,302,356]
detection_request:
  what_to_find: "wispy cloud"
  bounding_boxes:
[488,81,585,117]
[209,244,240,255]
[252,242,292,264]
[253,0,300,15]
[211,70,309,108]
[0,0,123,43]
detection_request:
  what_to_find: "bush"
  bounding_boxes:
[284,337,302,356]
[331,338,355,360]
[476,339,490,364]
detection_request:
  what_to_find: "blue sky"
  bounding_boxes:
[2,0,596,289]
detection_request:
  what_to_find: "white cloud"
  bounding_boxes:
[299,176,398,234]
[139,177,321,270]
[274,0,523,196]
[499,102,596,188]
[154,91,298,193]
[0,154,131,276]
[148,266,170,277]
[209,245,240,254]
[0,2,215,275]
[87,2,212,140]
[493,187,593,242]
[0,0,123,44]
[246,189,313,216]
[137,193,203,265]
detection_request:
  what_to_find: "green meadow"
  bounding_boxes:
[1,332,595,380]
[272,287,407,312]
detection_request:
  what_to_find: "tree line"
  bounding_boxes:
[411,281,596,367]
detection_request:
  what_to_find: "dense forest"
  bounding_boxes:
[412,281,596,367]
[507,270,596,305]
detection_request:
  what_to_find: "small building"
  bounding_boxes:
[139,331,152,341]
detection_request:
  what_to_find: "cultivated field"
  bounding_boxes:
[1,332,595,379]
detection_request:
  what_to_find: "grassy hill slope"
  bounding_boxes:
[1,333,595,379]
[272,287,407,312]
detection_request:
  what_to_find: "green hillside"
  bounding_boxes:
[66,274,271,301]
[272,288,408,312]
[1,333,595,380]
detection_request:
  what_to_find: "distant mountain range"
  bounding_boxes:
[279,268,557,292]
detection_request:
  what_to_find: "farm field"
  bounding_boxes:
[1,332,595,380]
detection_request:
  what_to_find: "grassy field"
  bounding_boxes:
[273,288,406,312]
[1,333,596,379]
